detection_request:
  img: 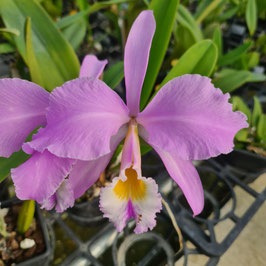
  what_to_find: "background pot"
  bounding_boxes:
[0,198,54,266]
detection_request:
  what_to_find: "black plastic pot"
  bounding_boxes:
[67,196,107,226]
[169,161,266,257]
[0,198,54,266]
[214,148,266,183]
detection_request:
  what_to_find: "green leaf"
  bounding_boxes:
[0,150,30,183]
[41,0,62,18]
[103,61,124,89]
[213,69,251,93]
[17,200,35,234]
[0,0,80,91]
[174,25,197,55]
[25,17,43,86]
[218,5,239,22]
[247,72,266,82]
[77,0,90,11]
[56,8,90,29]
[246,51,259,69]
[161,40,218,87]
[0,27,20,35]
[212,27,223,59]
[235,129,249,142]
[140,0,179,110]
[246,0,257,35]
[218,41,252,67]
[62,19,87,50]
[257,114,266,139]
[176,4,203,42]
[142,0,149,6]
[252,96,262,127]
[0,43,15,54]
[57,0,131,29]
[195,0,224,23]
[231,96,251,124]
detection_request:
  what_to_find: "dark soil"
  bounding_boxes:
[0,205,45,265]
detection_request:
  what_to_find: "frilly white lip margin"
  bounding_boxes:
[100,174,162,234]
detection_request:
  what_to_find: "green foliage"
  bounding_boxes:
[252,96,262,127]
[0,150,29,183]
[161,40,218,87]
[246,0,257,35]
[257,114,266,140]
[103,61,124,89]
[213,69,266,93]
[0,43,15,54]
[232,96,251,123]
[17,200,35,234]
[25,17,43,86]
[212,27,223,60]
[217,5,239,22]
[140,0,179,110]
[61,19,87,50]
[232,96,266,152]
[56,0,131,29]
[176,5,203,42]
[0,28,19,35]
[0,0,80,91]
[41,0,62,18]
[218,41,252,67]
[195,0,224,23]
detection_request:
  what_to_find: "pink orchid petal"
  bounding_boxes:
[79,55,107,78]
[28,78,130,160]
[68,152,114,199]
[154,147,204,216]
[11,150,75,203]
[40,194,56,211]
[120,120,142,179]
[138,75,248,160]
[40,180,74,212]
[124,11,155,116]
[0,78,49,157]
[54,180,75,212]
[100,175,162,233]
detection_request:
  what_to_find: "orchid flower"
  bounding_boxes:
[0,54,107,212]
[0,11,247,233]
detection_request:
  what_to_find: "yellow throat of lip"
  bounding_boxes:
[113,167,146,201]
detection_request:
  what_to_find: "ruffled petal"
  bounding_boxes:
[11,150,75,203]
[124,11,155,116]
[100,175,162,233]
[54,180,75,212]
[154,147,204,216]
[40,194,56,211]
[137,75,248,160]
[28,78,129,160]
[40,180,74,212]
[68,152,114,199]
[79,55,107,78]
[0,78,49,157]
[132,177,162,234]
